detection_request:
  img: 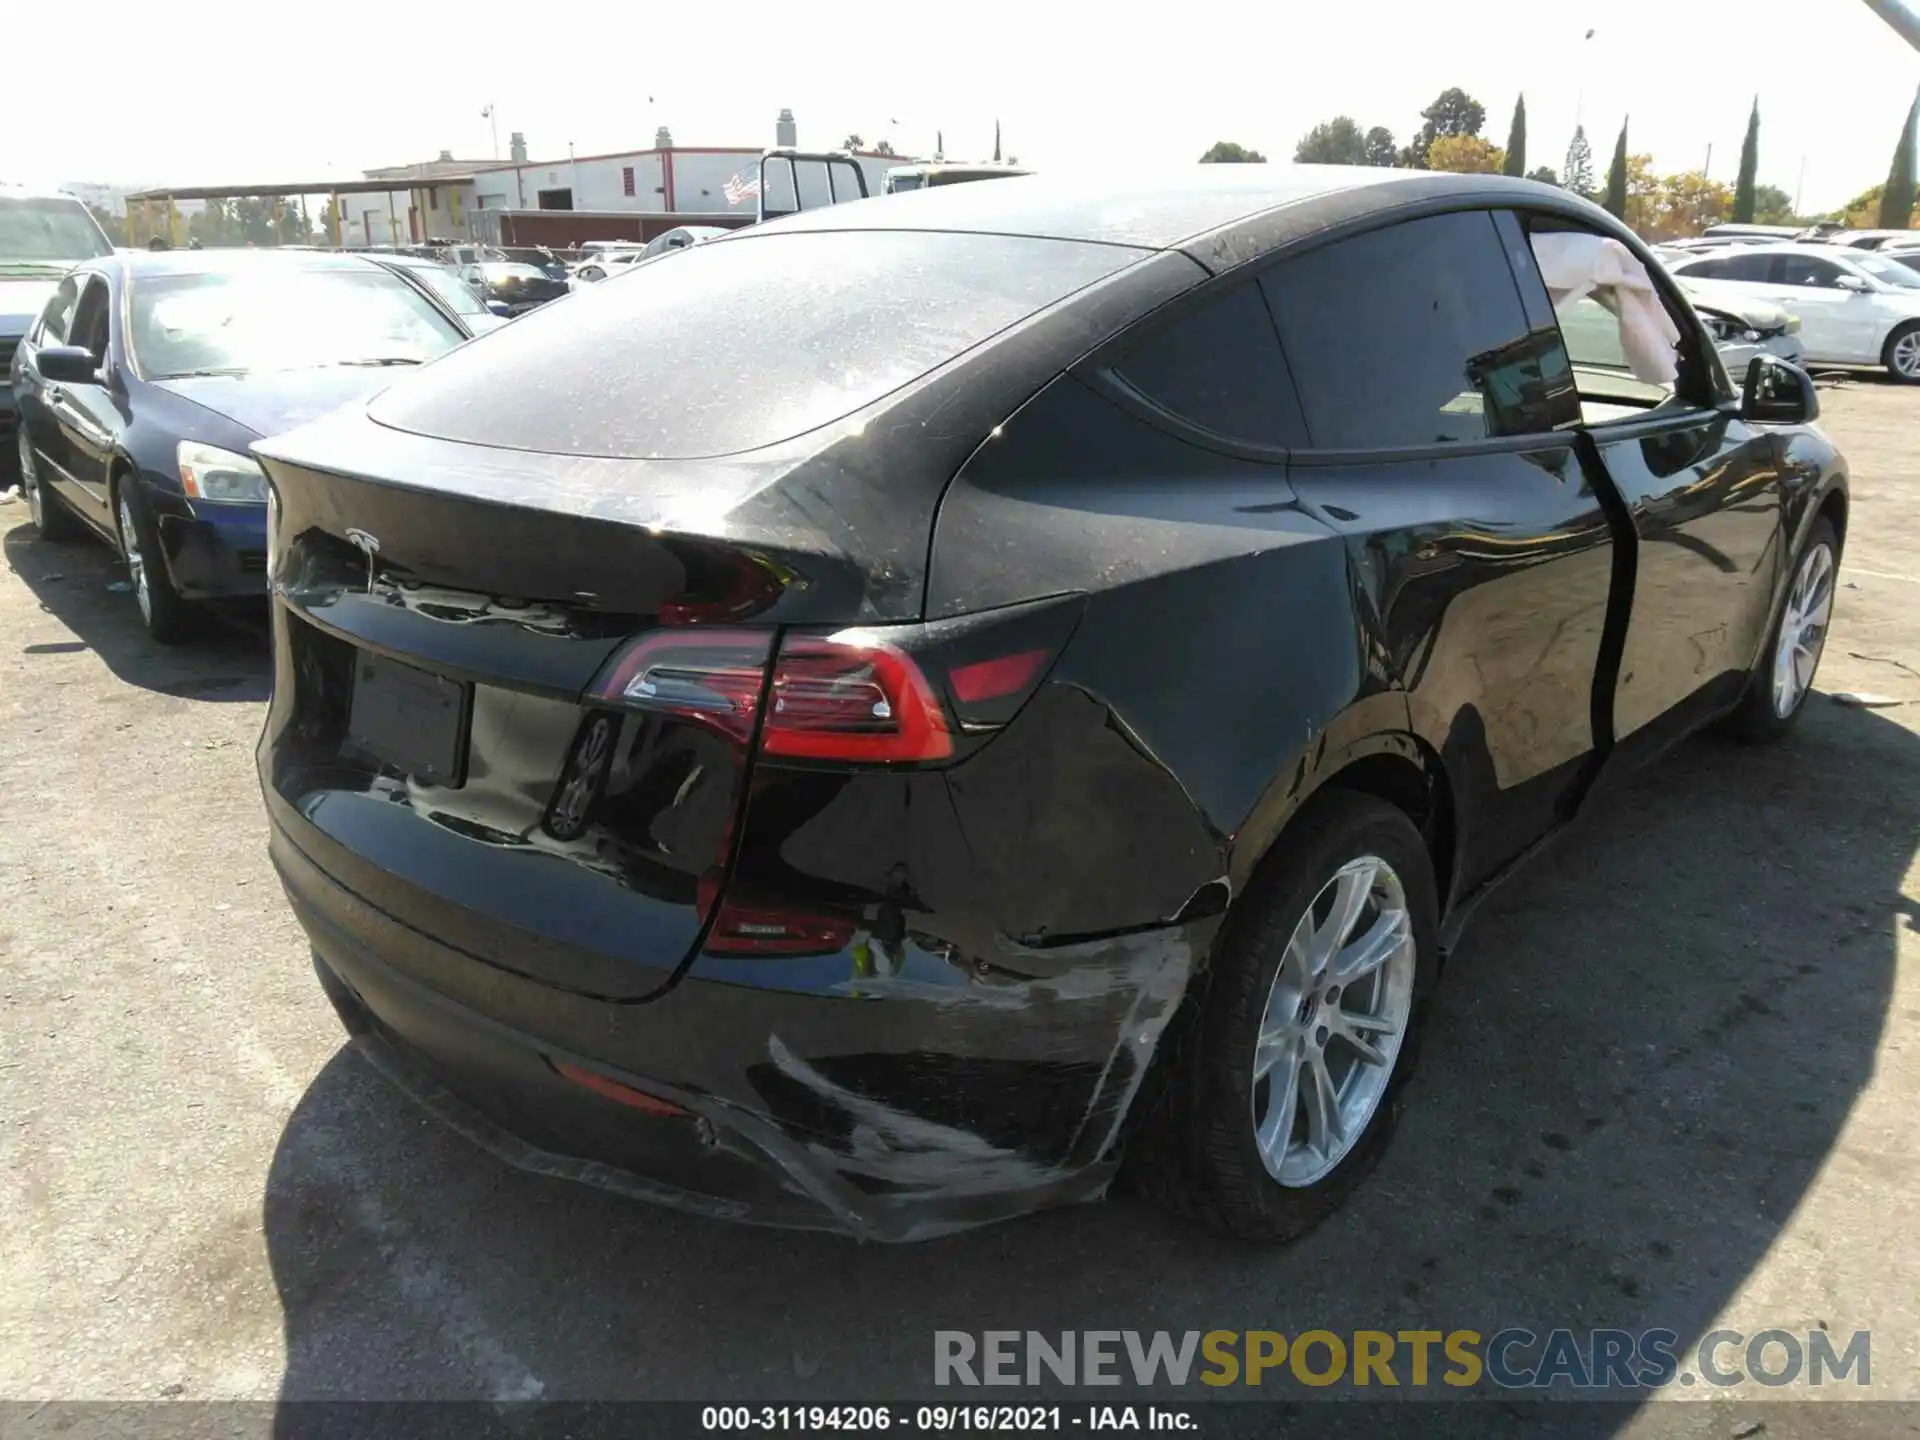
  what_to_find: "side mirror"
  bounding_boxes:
[1743,354,1819,424]
[487,300,513,317]
[1834,273,1873,293]
[35,345,100,385]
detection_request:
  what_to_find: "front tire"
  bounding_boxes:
[18,430,80,541]
[115,480,194,644]
[1885,322,1920,385]
[1128,791,1440,1241]
[1721,516,1838,742]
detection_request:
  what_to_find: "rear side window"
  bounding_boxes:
[370,230,1142,460]
[1260,211,1572,449]
[1686,252,1772,282]
[1110,282,1307,447]
[1776,254,1843,288]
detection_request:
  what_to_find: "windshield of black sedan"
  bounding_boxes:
[0,196,114,271]
[129,267,466,378]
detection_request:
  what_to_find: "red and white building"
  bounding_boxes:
[349,111,911,249]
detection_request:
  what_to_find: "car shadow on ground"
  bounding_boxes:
[261,698,1915,1432]
[3,521,269,701]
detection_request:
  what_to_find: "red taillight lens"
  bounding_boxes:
[549,1059,687,1116]
[584,629,774,744]
[762,634,953,763]
[948,648,1048,704]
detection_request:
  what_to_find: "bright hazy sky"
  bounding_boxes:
[5,0,1917,215]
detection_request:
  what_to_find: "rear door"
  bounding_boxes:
[1755,253,1880,363]
[44,273,117,525]
[1256,209,1615,895]
[14,273,81,494]
[1509,215,1786,769]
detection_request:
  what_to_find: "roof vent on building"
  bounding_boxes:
[655,126,673,149]
[509,131,528,164]
[437,149,454,162]
[775,108,797,148]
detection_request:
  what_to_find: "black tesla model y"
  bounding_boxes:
[255,166,1846,1242]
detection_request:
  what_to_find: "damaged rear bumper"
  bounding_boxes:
[274,818,1218,1243]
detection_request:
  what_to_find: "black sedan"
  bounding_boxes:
[253,167,1845,1242]
[9,250,469,640]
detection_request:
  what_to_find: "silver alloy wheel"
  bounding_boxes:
[1772,541,1835,719]
[18,431,42,530]
[1250,854,1417,1188]
[1894,329,1920,380]
[117,496,152,626]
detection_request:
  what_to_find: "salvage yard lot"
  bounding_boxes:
[2,383,1917,1426]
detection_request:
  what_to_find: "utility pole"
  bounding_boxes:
[1857,0,1920,50]
[482,103,500,161]
[1794,154,1807,216]
[1704,142,1712,177]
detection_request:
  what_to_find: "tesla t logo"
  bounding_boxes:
[344,528,380,593]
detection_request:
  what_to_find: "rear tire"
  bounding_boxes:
[1721,517,1838,742]
[115,478,195,644]
[1885,322,1920,384]
[1127,791,1439,1241]
[18,431,80,541]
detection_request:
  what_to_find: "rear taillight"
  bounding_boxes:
[584,596,1085,765]
[585,630,774,745]
[586,627,954,764]
[763,634,952,763]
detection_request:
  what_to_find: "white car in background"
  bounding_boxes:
[1667,243,1920,382]
[1678,285,1806,372]
[570,246,647,283]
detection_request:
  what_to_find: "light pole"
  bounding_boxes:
[482,103,500,161]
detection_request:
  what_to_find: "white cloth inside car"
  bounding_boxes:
[1530,231,1681,385]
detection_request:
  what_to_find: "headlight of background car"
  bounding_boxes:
[177,441,269,502]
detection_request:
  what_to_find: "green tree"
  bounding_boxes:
[1751,183,1796,225]
[1605,120,1629,218]
[1563,124,1596,197]
[84,203,125,245]
[840,134,864,151]
[1733,97,1760,224]
[1879,84,1918,229]
[1427,135,1504,174]
[1199,140,1266,163]
[1363,127,1398,166]
[1528,165,1559,186]
[1294,117,1368,164]
[1413,88,1482,168]
[1404,86,1487,168]
[1502,96,1527,177]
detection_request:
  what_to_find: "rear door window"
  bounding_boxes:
[36,275,80,345]
[1259,210,1576,448]
[1109,281,1308,447]
[371,230,1145,460]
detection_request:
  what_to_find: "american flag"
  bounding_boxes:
[722,169,761,207]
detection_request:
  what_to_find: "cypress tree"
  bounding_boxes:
[1503,96,1527,177]
[1733,97,1759,224]
[1879,86,1918,229]
[1605,120,1629,218]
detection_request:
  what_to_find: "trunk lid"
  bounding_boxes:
[255,417,847,1003]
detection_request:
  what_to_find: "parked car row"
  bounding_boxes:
[1662,242,1920,382]
[5,166,1858,1245]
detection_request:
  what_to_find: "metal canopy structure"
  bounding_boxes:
[120,179,441,248]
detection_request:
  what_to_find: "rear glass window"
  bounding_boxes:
[1111,281,1308,447]
[370,230,1141,459]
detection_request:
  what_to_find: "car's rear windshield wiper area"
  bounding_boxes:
[334,357,424,368]
[154,367,251,379]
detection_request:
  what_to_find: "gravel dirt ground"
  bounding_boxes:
[1,381,1916,1435]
